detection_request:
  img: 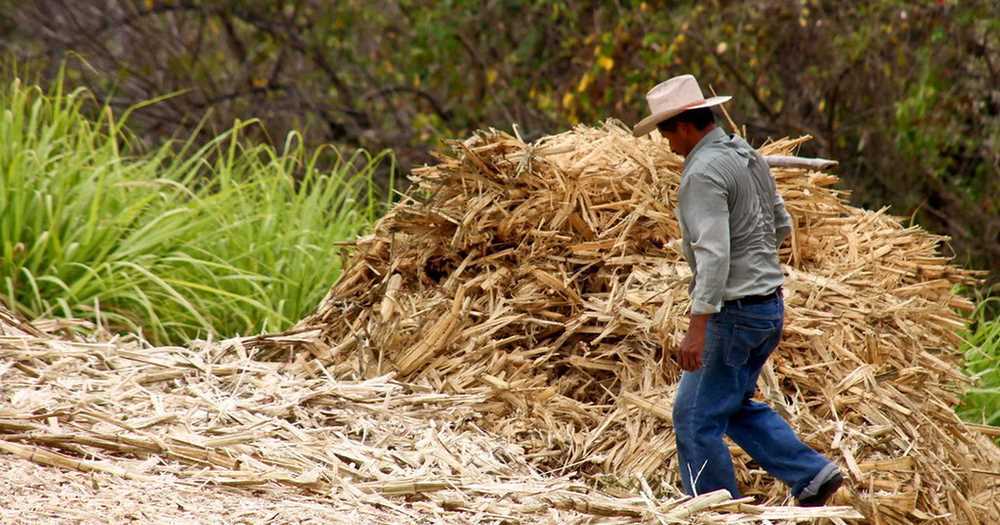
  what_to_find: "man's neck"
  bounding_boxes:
[684,124,719,160]
[693,123,717,146]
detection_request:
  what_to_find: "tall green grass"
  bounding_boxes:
[959,298,1000,427]
[0,77,389,343]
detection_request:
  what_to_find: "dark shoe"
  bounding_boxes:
[797,471,844,507]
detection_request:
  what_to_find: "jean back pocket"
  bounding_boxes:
[718,321,778,367]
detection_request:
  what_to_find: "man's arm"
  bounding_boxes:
[674,169,730,371]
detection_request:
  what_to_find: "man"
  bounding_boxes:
[632,74,843,506]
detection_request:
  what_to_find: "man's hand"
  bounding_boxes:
[678,314,710,371]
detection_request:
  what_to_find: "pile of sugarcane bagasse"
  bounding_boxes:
[285,120,1000,523]
[0,121,996,524]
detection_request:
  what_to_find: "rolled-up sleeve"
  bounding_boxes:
[679,170,731,314]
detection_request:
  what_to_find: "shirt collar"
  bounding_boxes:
[685,126,727,164]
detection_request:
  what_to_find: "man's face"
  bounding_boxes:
[658,121,698,157]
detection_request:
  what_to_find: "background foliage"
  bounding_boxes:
[2,0,996,282]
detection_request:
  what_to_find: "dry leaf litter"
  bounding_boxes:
[0,301,861,523]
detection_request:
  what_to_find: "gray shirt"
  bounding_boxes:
[677,127,792,314]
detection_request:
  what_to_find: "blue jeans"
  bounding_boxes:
[672,295,833,498]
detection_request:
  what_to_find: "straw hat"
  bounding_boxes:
[632,74,731,137]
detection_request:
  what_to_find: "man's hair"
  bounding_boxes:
[656,107,716,133]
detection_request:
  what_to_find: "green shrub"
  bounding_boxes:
[0,76,389,343]
[959,298,1000,427]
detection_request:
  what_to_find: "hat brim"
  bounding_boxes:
[632,95,732,137]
